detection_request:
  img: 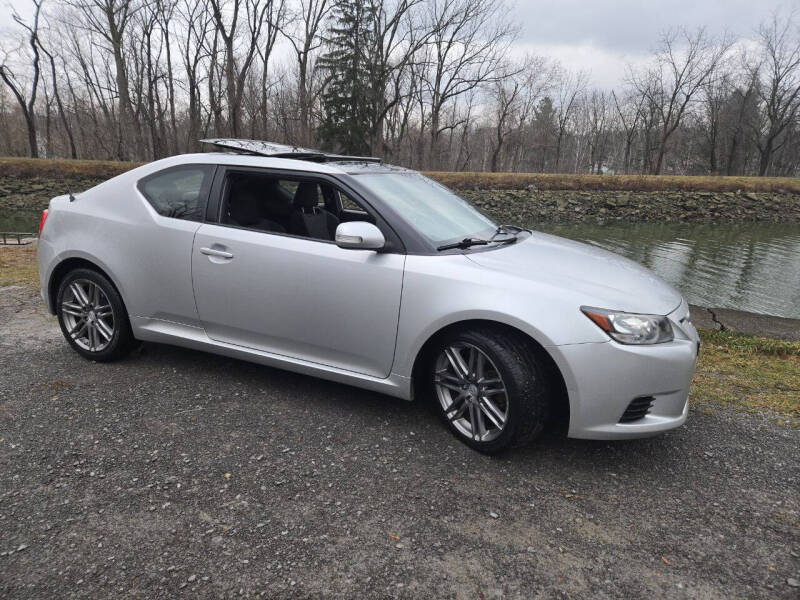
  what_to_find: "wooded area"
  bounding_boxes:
[1,0,799,176]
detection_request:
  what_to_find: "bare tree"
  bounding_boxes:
[700,71,733,173]
[631,27,731,174]
[209,0,277,136]
[38,39,78,158]
[281,0,330,145]
[489,63,522,172]
[0,0,44,157]
[177,0,213,151]
[67,0,142,159]
[488,55,550,172]
[362,0,428,156]
[422,0,517,168]
[155,0,179,154]
[611,90,644,174]
[586,90,612,174]
[724,65,759,175]
[254,0,286,137]
[750,11,800,176]
[552,68,587,172]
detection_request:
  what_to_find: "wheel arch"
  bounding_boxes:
[47,256,127,315]
[409,318,570,425]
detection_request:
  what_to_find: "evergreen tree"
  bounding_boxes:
[532,97,558,171]
[318,0,377,155]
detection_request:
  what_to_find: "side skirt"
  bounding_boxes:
[131,317,412,400]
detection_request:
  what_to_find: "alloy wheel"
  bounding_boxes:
[434,342,509,442]
[60,279,116,352]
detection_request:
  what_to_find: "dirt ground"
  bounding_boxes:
[1,285,798,599]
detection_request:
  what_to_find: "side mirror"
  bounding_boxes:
[335,221,385,250]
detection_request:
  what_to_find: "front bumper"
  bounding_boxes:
[557,302,699,440]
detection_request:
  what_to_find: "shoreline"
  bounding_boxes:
[689,304,800,341]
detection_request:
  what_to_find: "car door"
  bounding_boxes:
[190,170,405,379]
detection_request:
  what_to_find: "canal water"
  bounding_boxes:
[1,209,41,233]
[536,222,800,319]
[3,207,799,318]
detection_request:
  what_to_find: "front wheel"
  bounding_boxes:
[430,328,550,454]
[56,268,135,362]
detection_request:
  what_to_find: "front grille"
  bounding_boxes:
[619,396,654,423]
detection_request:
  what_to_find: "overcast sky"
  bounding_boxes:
[1,0,795,88]
[511,0,794,87]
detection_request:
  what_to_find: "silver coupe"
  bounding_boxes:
[37,139,699,453]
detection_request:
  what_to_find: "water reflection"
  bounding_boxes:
[536,222,800,319]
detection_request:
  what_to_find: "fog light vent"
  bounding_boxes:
[619,396,654,423]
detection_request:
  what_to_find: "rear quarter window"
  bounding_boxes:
[138,165,214,221]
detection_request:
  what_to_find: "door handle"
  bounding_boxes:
[200,247,234,259]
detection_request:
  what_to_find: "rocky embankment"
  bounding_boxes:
[461,188,800,223]
[2,174,800,223]
[1,176,105,212]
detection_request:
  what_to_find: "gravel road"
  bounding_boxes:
[1,285,798,599]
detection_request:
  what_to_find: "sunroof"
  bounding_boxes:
[199,138,381,163]
[200,138,324,157]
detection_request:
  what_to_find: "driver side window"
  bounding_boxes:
[221,171,372,242]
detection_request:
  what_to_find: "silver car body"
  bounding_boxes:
[38,153,699,440]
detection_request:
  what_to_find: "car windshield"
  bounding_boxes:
[354,172,496,245]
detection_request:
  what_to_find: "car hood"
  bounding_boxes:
[465,232,682,315]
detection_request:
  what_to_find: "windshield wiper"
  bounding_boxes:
[484,225,524,247]
[489,225,519,242]
[436,226,525,251]
[436,237,490,251]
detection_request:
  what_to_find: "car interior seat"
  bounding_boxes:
[228,186,286,233]
[290,182,340,240]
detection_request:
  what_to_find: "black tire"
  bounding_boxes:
[427,327,550,455]
[56,267,136,362]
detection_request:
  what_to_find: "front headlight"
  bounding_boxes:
[581,306,674,344]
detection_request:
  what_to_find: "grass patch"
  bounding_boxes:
[0,243,38,288]
[699,329,800,356]
[692,329,800,421]
[0,157,141,180]
[2,157,799,193]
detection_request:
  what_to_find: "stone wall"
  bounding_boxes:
[461,189,800,223]
[1,176,106,212]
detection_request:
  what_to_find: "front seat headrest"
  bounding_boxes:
[293,182,319,211]
[230,188,260,226]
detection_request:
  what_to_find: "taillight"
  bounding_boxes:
[38,209,49,236]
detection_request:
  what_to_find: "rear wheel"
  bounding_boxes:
[56,268,135,362]
[429,327,550,454]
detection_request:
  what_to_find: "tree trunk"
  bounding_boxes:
[48,53,77,159]
[163,26,178,154]
[759,140,773,176]
[298,57,309,145]
[108,22,133,160]
[26,113,39,158]
[225,39,238,137]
